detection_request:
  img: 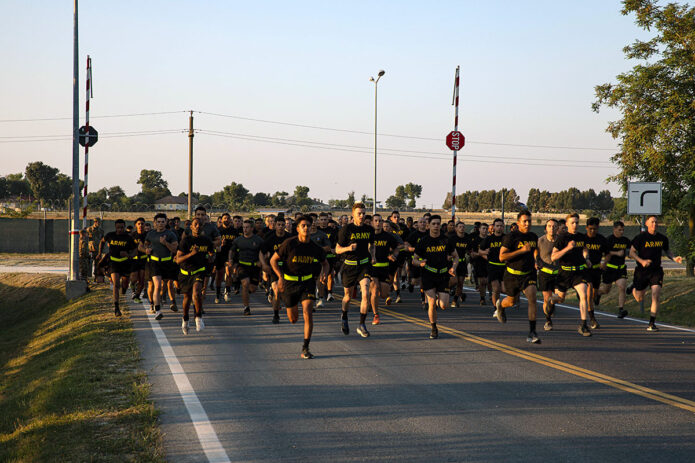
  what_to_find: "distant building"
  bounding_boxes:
[154,195,188,211]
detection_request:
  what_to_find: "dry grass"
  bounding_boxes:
[0,273,164,462]
[0,253,69,267]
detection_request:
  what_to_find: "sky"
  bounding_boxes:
[0,0,656,208]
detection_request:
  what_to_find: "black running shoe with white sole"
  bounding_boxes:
[301,348,314,359]
[356,324,370,338]
[526,331,541,344]
[578,325,592,337]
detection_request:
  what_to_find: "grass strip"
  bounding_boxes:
[0,273,163,462]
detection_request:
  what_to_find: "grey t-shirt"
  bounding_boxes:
[231,235,264,264]
[537,235,556,268]
[145,229,179,258]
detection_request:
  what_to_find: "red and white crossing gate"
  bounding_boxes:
[447,66,464,220]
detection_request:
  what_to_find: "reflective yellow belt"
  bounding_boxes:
[239,260,255,266]
[149,255,172,262]
[373,262,389,267]
[591,263,601,269]
[606,263,626,270]
[132,254,147,260]
[424,265,449,274]
[283,274,313,281]
[561,264,586,271]
[326,253,336,258]
[506,267,531,276]
[540,267,558,275]
[345,258,369,265]
[110,256,128,262]
[180,267,205,275]
[489,261,505,266]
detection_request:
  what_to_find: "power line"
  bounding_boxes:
[0,129,185,144]
[197,130,615,168]
[197,129,612,165]
[0,110,187,123]
[195,110,618,152]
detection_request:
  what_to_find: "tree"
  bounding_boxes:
[271,191,289,207]
[346,191,356,206]
[221,182,250,211]
[293,185,312,207]
[593,0,695,275]
[107,186,126,202]
[403,183,422,208]
[253,192,271,206]
[137,169,171,202]
[25,162,60,205]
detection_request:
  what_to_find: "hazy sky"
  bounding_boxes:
[0,1,653,207]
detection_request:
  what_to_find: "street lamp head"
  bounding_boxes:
[369,76,375,82]
[378,70,385,77]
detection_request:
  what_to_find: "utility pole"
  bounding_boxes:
[188,111,194,219]
[501,188,506,230]
[66,0,86,298]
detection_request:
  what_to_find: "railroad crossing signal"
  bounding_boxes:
[78,126,98,147]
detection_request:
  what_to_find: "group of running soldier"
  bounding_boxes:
[94,202,682,358]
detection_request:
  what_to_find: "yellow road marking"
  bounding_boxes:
[380,308,695,414]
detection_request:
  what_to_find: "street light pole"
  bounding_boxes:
[370,70,385,215]
[70,0,80,281]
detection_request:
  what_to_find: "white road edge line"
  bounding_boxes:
[139,299,231,463]
[461,285,695,334]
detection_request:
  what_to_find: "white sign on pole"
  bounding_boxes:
[627,182,662,215]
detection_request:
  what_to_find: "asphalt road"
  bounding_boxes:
[130,284,695,462]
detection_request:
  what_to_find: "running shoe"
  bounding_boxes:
[401,283,406,290]
[182,320,189,335]
[461,293,467,301]
[155,311,163,321]
[356,324,370,338]
[272,314,280,324]
[149,305,155,314]
[647,324,659,332]
[372,314,380,325]
[385,296,392,306]
[224,293,231,302]
[341,318,349,335]
[301,347,314,359]
[316,298,325,308]
[326,293,334,302]
[589,318,600,330]
[617,308,628,319]
[170,303,178,312]
[267,292,273,304]
[450,299,457,308]
[214,297,220,304]
[114,307,122,317]
[243,307,251,316]
[578,325,592,337]
[395,294,402,304]
[195,317,204,332]
[430,326,439,339]
[494,299,506,323]
[234,288,240,295]
[480,298,486,306]
[133,297,142,304]
[544,320,553,331]
[526,331,541,344]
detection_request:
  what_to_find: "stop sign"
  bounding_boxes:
[446,131,464,151]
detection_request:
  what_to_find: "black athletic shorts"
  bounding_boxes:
[585,267,602,288]
[326,257,338,273]
[109,258,131,276]
[388,260,400,279]
[556,268,587,293]
[487,263,505,283]
[214,252,228,270]
[370,264,390,282]
[237,264,260,286]
[633,266,664,291]
[146,259,177,281]
[409,264,421,279]
[342,263,370,288]
[537,269,557,292]
[130,257,146,273]
[456,262,468,278]
[178,270,205,294]
[282,279,316,308]
[603,265,627,284]
[472,258,488,279]
[503,270,536,298]
[421,269,450,293]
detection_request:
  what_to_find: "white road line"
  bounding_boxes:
[462,285,695,334]
[139,300,231,463]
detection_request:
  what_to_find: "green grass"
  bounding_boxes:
[559,273,695,327]
[0,273,163,462]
